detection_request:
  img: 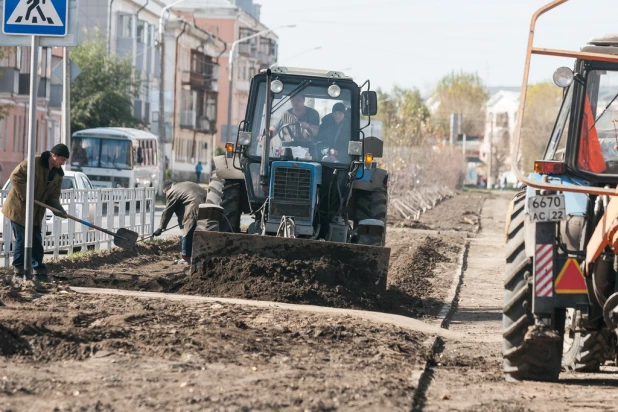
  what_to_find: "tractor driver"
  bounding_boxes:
[273,92,320,142]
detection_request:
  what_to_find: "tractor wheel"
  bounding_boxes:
[503,191,563,382]
[562,310,608,372]
[353,190,388,246]
[205,175,242,233]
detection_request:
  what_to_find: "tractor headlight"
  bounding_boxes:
[348,141,362,156]
[328,84,341,98]
[270,79,284,93]
[553,67,574,88]
[238,131,252,146]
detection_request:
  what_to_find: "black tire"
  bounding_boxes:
[205,175,242,233]
[503,191,562,382]
[352,190,387,246]
[562,315,607,372]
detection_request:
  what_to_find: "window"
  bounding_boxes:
[118,14,133,38]
[137,21,146,44]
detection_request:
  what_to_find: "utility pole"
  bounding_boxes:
[158,1,187,194]
[488,113,493,190]
[62,48,71,169]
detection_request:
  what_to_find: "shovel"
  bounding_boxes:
[35,200,139,250]
[137,224,180,243]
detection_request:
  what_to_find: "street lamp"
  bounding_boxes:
[157,0,188,195]
[225,24,296,143]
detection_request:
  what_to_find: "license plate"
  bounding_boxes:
[528,194,566,222]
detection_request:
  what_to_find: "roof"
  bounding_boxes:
[267,66,353,80]
[161,0,236,10]
[73,128,158,140]
[588,35,618,46]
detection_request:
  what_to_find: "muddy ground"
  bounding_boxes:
[0,191,486,411]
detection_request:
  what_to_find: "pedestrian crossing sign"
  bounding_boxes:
[2,0,68,36]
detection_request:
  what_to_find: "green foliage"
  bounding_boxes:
[215,146,226,156]
[375,86,431,146]
[433,71,489,137]
[520,82,563,171]
[70,35,143,132]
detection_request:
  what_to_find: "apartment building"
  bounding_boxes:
[0,46,61,187]
[77,0,224,179]
[173,0,278,147]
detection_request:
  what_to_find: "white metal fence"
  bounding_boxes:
[0,187,156,265]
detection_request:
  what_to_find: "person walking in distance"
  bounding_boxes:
[195,161,203,183]
[1,144,69,281]
[152,180,207,265]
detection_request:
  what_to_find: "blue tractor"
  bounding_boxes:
[193,66,390,291]
[505,1,618,382]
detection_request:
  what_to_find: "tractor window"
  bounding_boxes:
[545,85,573,162]
[248,82,353,164]
[578,69,618,174]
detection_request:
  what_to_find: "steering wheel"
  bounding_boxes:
[278,121,315,142]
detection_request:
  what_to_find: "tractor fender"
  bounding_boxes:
[212,155,245,181]
[352,168,388,192]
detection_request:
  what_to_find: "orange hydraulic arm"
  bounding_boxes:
[586,194,618,274]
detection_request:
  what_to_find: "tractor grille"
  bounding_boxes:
[271,167,312,219]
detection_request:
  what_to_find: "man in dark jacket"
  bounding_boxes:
[153,180,207,265]
[2,144,69,279]
[317,102,351,162]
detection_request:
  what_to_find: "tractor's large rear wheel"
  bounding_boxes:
[204,175,242,233]
[503,191,562,382]
[352,190,388,246]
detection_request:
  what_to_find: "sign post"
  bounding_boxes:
[1,0,76,280]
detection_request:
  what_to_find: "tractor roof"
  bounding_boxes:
[588,35,618,47]
[264,66,353,80]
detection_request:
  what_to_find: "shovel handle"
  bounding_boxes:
[35,200,126,240]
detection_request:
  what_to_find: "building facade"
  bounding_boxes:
[0,46,61,187]
[174,0,278,148]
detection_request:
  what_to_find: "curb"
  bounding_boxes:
[411,239,470,410]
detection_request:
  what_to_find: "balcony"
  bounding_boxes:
[181,70,218,92]
[197,117,216,134]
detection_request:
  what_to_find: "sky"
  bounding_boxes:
[256,0,618,96]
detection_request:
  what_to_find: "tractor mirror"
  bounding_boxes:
[361,91,378,116]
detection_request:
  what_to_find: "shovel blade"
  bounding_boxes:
[113,228,139,250]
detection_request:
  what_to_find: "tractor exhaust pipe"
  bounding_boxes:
[260,68,273,187]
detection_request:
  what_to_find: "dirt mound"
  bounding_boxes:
[48,234,463,319]
[182,253,385,309]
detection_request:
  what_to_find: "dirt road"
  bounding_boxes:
[422,192,618,412]
[9,190,617,411]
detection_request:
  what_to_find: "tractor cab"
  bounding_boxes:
[542,36,618,182]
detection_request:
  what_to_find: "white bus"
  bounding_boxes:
[69,127,160,191]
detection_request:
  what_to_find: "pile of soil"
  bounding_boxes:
[38,234,463,318]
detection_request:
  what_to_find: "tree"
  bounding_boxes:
[519,82,563,171]
[70,35,143,132]
[374,86,431,146]
[432,71,488,137]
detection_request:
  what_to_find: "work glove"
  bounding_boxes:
[153,228,163,237]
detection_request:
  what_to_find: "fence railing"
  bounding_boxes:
[388,185,454,221]
[0,187,156,265]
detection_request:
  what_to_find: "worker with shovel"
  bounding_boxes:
[153,181,207,265]
[2,144,69,281]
